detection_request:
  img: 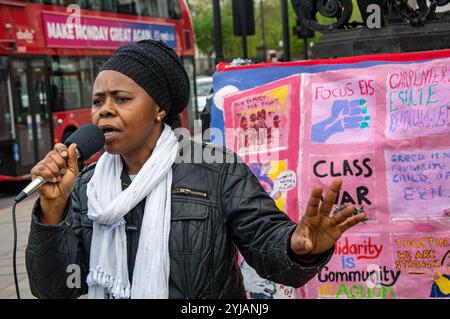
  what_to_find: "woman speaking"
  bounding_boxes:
[26,40,366,299]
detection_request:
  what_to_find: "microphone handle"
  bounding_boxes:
[14,176,45,203]
[14,149,81,203]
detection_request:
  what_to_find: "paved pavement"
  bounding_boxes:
[0,182,29,210]
[0,192,36,299]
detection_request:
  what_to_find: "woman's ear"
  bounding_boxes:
[156,109,166,122]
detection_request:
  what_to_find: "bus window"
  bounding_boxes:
[142,0,181,18]
[0,57,12,141]
[11,60,34,167]
[93,0,180,18]
[117,1,137,15]
[49,57,94,111]
[26,0,181,19]
[85,1,102,11]
[85,0,117,12]
[30,59,53,160]
[33,64,48,116]
[93,57,108,76]
[38,0,78,6]
[79,57,95,107]
[167,0,181,19]
[12,62,30,112]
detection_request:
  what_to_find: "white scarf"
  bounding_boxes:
[86,124,178,299]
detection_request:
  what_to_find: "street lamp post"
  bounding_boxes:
[281,0,291,61]
[213,0,224,64]
[260,0,266,61]
[239,0,249,58]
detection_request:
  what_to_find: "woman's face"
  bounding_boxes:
[91,70,165,156]
[240,117,248,130]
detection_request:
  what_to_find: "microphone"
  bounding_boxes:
[14,124,105,203]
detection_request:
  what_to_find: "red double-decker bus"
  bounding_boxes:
[0,0,197,181]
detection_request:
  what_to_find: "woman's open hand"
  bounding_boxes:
[290,179,367,255]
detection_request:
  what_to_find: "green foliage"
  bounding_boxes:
[191,4,215,57]
[190,0,306,61]
[189,0,364,61]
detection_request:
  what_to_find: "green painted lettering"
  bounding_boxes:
[336,283,349,298]
[427,84,438,105]
[389,91,397,112]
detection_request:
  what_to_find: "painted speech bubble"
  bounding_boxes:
[270,170,297,197]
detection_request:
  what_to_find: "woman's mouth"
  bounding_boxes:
[102,128,120,142]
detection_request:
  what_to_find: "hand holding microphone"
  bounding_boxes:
[16,124,105,224]
[30,142,79,202]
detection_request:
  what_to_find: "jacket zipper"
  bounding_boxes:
[172,188,208,198]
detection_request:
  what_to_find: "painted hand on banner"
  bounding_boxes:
[311,99,370,143]
[290,179,367,255]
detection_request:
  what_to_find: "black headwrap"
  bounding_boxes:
[99,39,190,119]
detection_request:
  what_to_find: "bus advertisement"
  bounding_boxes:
[0,0,197,181]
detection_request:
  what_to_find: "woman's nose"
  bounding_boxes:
[99,98,116,118]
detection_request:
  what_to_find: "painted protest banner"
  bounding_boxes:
[223,76,299,157]
[306,234,398,299]
[307,152,377,220]
[310,77,375,144]
[299,69,382,223]
[298,58,449,299]
[240,258,306,299]
[215,50,450,299]
[212,50,450,145]
[308,232,450,299]
[386,65,450,139]
[223,75,301,219]
[385,149,450,220]
[391,233,450,298]
[299,58,450,223]
[247,161,290,212]
[223,76,302,299]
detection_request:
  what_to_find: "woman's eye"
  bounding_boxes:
[115,97,129,103]
[92,99,103,106]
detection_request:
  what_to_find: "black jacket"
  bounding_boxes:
[26,142,333,298]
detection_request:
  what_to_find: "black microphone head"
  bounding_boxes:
[64,124,105,161]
